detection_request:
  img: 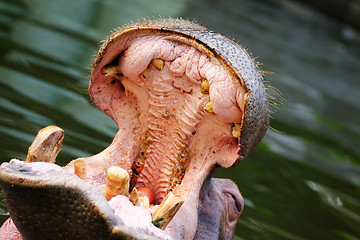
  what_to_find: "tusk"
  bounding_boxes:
[73,158,87,180]
[26,125,64,163]
[105,166,130,200]
[152,192,184,229]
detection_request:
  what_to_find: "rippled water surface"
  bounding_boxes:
[1,0,360,239]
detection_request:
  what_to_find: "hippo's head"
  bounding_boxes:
[0,18,269,240]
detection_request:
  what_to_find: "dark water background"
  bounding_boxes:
[1,0,360,239]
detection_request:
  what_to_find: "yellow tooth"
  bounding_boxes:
[151,58,164,70]
[204,101,215,113]
[129,188,150,208]
[73,158,87,180]
[129,188,139,205]
[232,123,241,138]
[200,80,210,94]
[26,125,64,163]
[105,166,130,200]
[138,196,150,209]
[102,65,122,77]
[141,68,149,78]
[152,192,184,229]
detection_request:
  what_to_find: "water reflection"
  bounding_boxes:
[1,0,360,239]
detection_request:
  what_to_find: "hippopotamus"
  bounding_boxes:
[0,18,269,240]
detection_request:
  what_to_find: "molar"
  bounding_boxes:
[200,79,210,94]
[232,123,241,139]
[102,64,122,77]
[204,101,215,113]
[151,58,164,70]
[141,68,149,78]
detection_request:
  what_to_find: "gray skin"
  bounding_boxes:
[0,18,269,240]
[0,161,242,240]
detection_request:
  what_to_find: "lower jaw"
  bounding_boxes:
[0,158,211,240]
[66,144,214,218]
[66,137,222,238]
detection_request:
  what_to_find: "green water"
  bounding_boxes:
[0,0,360,239]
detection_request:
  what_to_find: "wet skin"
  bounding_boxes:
[0,18,269,240]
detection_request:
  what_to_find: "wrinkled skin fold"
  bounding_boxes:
[0,18,269,240]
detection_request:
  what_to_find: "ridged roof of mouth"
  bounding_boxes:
[89,18,269,203]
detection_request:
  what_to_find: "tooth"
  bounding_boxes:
[151,58,164,70]
[141,68,149,78]
[152,192,184,229]
[102,65,122,77]
[232,123,241,138]
[105,166,130,200]
[73,158,87,180]
[204,101,215,113]
[200,79,210,94]
[129,188,139,205]
[138,196,150,208]
[26,125,64,163]
[129,188,151,208]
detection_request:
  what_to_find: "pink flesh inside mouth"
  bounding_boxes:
[72,35,246,203]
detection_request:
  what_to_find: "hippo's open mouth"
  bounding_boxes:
[0,18,269,240]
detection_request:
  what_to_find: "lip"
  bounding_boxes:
[0,18,269,240]
[0,159,162,239]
